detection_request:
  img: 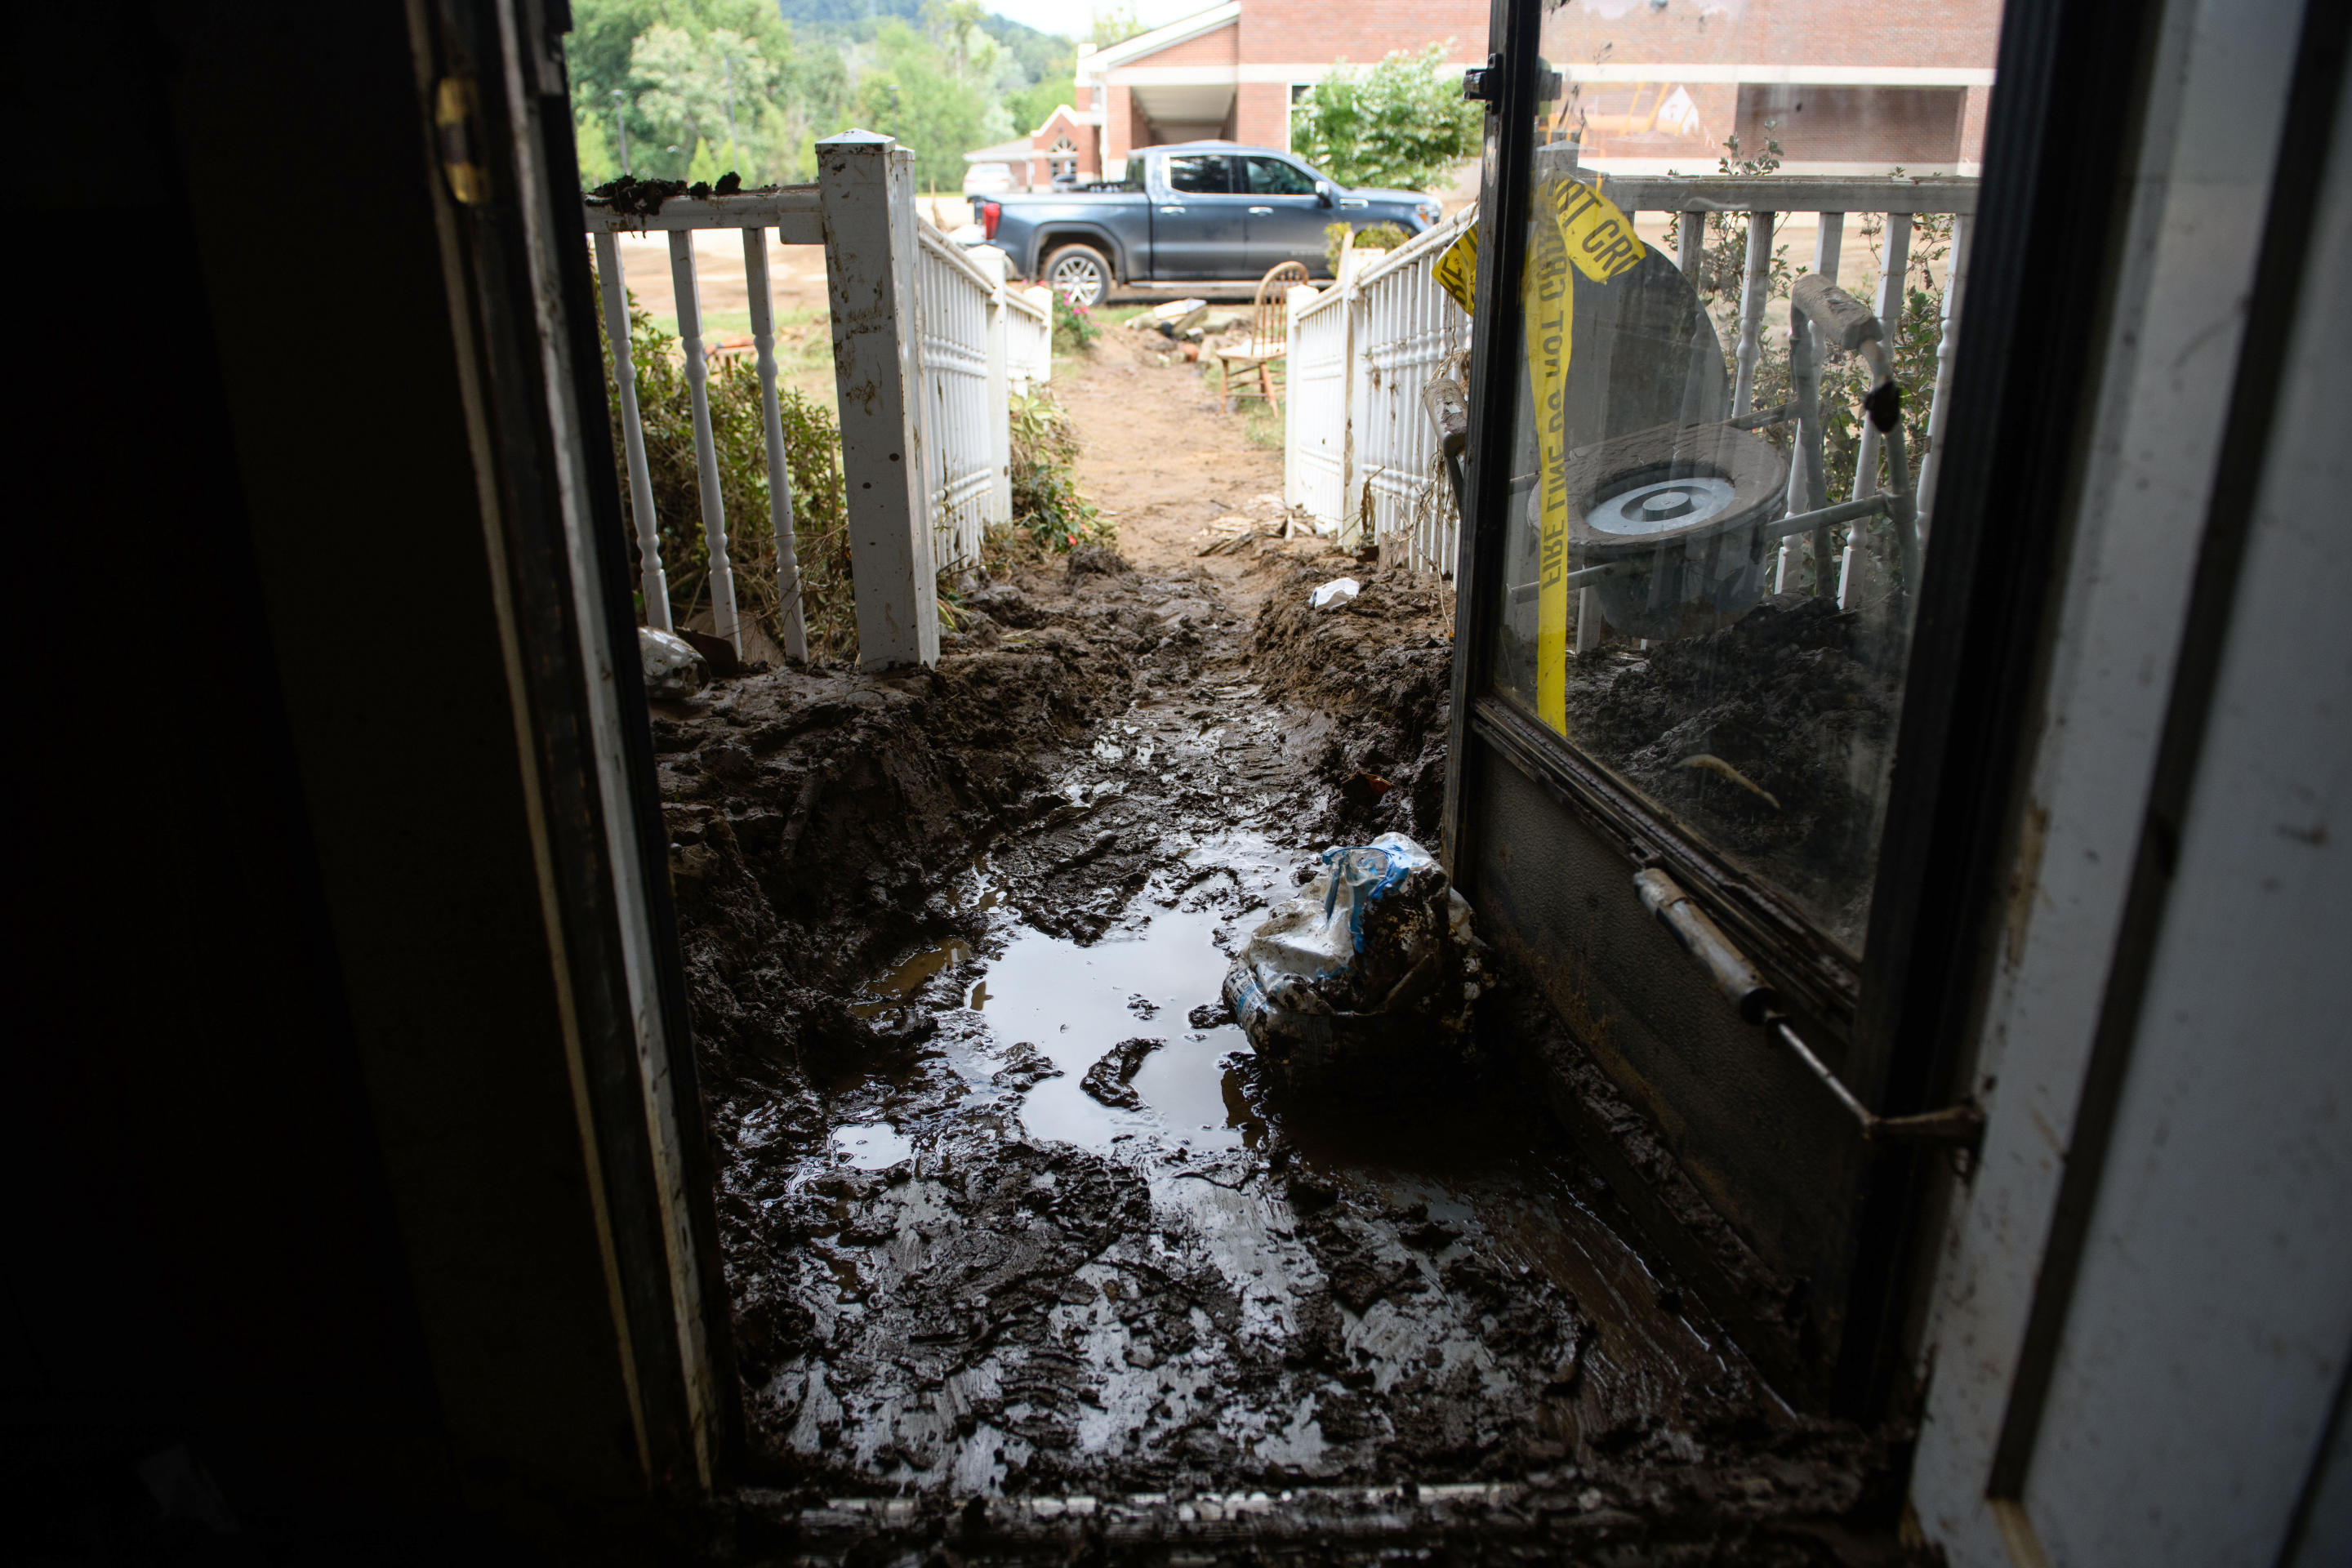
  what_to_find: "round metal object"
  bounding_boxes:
[1585,475,1740,537]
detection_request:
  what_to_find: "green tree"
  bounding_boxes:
[568,0,797,182]
[1006,45,1077,136]
[1291,42,1481,190]
[853,19,998,192]
[1089,6,1143,47]
[574,105,622,185]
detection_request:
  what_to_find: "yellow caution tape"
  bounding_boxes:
[1432,181,1645,733]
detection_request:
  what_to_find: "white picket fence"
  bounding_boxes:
[1284,209,1477,572]
[1285,176,1978,590]
[583,131,1049,671]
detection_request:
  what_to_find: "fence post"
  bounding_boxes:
[743,226,808,662]
[668,230,741,651]
[591,232,672,632]
[1912,213,1971,544]
[1340,252,1368,550]
[817,131,938,670]
[1731,209,1775,416]
[1840,211,1910,608]
[1283,284,1308,510]
[978,245,1013,528]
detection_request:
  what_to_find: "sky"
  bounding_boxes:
[979,2,1206,39]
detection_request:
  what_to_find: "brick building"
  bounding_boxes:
[972,0,1998,190]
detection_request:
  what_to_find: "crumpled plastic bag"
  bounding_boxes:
[1223,832,1485,1095]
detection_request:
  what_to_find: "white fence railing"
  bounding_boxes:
[1285,176,1976,593]
[583,131,1049,672]
[1598,172,1976,611]
[1284,209,1477,573]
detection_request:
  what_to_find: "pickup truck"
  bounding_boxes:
[971,141,1445,309]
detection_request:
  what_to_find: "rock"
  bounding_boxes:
[1079,1036,1162,1108]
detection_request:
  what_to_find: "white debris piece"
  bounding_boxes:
[638,626,709,699]
[1310,577,1361,609]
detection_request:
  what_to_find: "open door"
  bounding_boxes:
[1440,0,2149,1415]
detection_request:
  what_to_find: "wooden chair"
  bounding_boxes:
[1216,261,1310,414]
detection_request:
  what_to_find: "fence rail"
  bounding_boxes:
[1283,174,1976,604]
[581,131,1049,671]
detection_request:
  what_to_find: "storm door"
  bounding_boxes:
[1442,0,2099,1413]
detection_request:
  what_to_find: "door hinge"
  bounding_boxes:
[435,76,490,206]
[1462,55,1500,102]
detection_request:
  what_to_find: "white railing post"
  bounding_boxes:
[743,226,808,663]
[1841,210,1911,608]
[1731,209,1775,416]
[1779,212,1843,594]
[1340,250,1369,550]
[668,229,741,651]
[1913,213,1971,543]
[591,231,671,631]
[817,131,938,670]
[1283,283,1308,510]
[978,246,1013,528]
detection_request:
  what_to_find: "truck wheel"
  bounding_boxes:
[1045,244,1111,310]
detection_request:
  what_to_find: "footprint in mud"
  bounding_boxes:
[1079,1036,1164,1109]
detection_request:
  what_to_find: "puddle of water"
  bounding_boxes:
[831,1121,913,1169]
[902,827,1293,1155]
[850,938,974,1018]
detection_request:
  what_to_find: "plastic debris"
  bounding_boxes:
[1311,577,1361,608]
[1223,832,1485,1095]
[638,626,709,700]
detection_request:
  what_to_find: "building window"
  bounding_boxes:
[1049,133,1078,183]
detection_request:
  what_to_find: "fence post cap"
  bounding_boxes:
[818,128,896,152]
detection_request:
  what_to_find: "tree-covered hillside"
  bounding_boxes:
[568,0,1086,192]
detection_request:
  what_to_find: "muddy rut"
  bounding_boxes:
[651,334,1907,1562]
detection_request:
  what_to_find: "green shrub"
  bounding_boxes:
[1007,390,1110,552]
[1323,218,1411,272]
[590,274,859,661]
[1290,42,1481,191]
[1052,289,1100,354]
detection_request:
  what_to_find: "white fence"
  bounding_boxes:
[583,131,1049,671]
[1285,177,1977,590]
[1284,209,1477,573]
[913,229,1054,569]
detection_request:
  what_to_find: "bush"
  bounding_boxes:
[1323,219,1411,272]
[590,274,859,661]
[1291,42,1481,191]
[1007,390,1109,552]
[1052,289,1100,354]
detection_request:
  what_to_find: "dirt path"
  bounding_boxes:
[1054,324,1298,606]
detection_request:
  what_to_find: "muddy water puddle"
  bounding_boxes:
[760,817,1790,1494]
[856,825,1293,1157]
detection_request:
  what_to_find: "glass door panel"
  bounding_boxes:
[1478,7,1979,954]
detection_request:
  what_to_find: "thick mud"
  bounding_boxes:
[656,541,1911,1561]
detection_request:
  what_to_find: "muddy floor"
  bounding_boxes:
[655,329,1913,1563]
